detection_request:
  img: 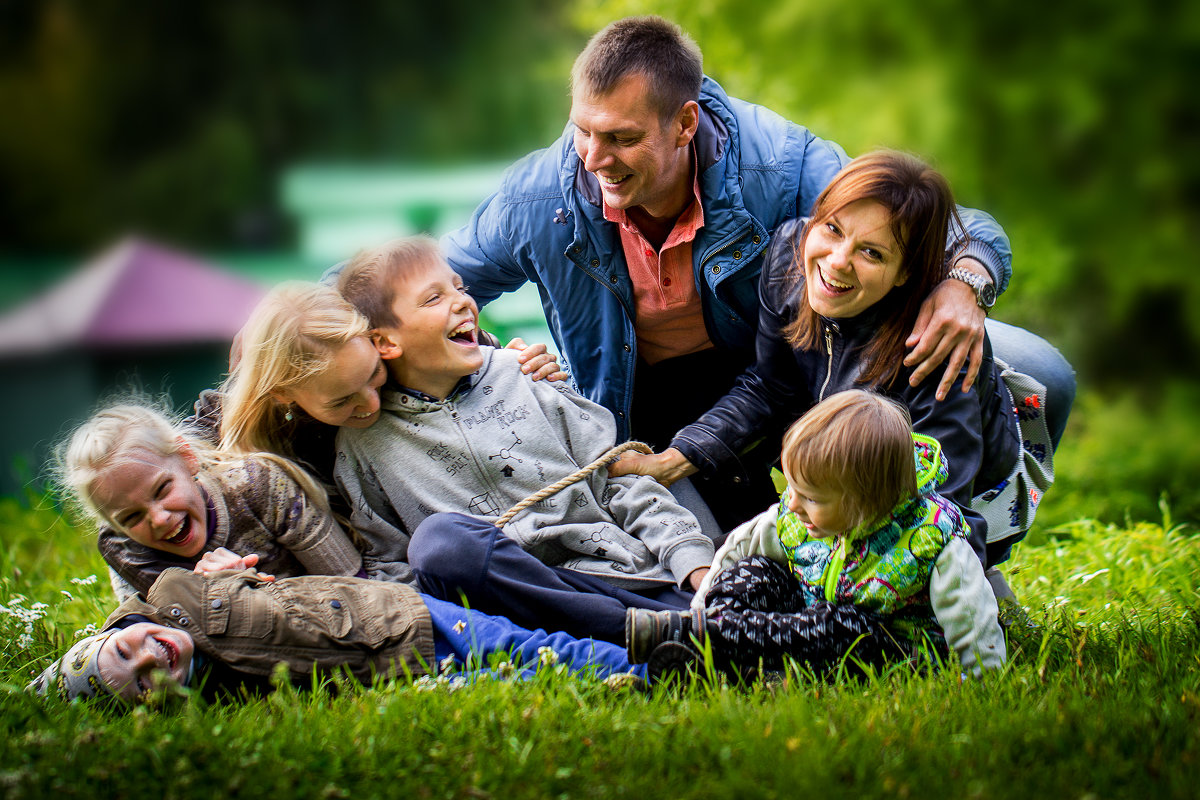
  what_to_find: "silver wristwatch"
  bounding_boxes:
[947,265,997,310]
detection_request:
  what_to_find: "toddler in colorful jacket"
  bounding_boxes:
[628,390,1006,677]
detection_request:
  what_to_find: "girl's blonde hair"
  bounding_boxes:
[781,390,918,535]
[56,401,332,532]
[219,281,370,456]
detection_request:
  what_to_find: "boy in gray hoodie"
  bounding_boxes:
[334,237,715,642]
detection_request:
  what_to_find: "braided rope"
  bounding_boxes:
[494,441,653,529]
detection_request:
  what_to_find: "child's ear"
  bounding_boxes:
[371,330,404,360]
[176,438,201,476]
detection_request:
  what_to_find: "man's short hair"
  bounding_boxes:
[571,16,702,122]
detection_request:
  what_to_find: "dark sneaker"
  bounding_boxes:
[625,607,704,664]
[646,641,703,686]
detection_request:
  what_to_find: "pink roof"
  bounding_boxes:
[0,237,267,355]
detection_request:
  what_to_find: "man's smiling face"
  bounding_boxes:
[570,72,695,220]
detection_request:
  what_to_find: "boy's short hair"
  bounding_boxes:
[338,236,445,329]
[781,390,918,533]
[571,16,702,123]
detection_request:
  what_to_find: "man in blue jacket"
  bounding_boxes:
[443,15,1073,530]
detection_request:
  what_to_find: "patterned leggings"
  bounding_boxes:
[705,555,901,672]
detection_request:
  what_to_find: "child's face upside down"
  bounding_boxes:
[98,622,195,703]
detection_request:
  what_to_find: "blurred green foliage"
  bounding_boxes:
[0,0,580,252]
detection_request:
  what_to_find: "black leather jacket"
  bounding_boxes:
[671,218,1020,563]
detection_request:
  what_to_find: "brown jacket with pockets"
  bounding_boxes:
[104,567,436,686]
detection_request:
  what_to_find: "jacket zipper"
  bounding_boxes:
[819,324,835,402]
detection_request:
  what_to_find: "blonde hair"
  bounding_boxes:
[219,281,370,457]
[337,236,445,329]
[56,401,332,533]
[781,390,917,535]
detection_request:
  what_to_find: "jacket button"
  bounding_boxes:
[330,599,342,609]
[573,246,581,254]
[733,250,742,260]
[752,235,761,244]
[711,265,721,275]
[211,599,222,610]
[609,275,618,284]
[170,608,181,617]
[616,411,625,417]
[179,617,190,626]
[732,476,743,484]
[623,344,631,352]
[591,259,600,267]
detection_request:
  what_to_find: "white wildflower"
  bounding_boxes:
[537,646,559,668]
[439,654,457,675]
[74,623,99,639]
[70,575,99,586]
[495,661,516,679]
[453,619,467,634]
[61,590,74,601]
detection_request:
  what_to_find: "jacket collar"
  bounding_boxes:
[379,349,493,412]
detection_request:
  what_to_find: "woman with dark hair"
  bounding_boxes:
[613,151,1057,595]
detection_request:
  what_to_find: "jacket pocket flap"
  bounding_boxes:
[203,583,231,635]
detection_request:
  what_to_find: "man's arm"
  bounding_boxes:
[904,206,1012,399]
[441,189,533,308]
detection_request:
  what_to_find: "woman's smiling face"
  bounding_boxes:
[803,198,908,319]
[276,336,387,429]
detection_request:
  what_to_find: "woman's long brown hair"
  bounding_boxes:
[783,151,964,389]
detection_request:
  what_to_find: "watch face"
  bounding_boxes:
[979,283,997,307]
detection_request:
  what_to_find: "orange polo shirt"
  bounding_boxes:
[603,157,712,366]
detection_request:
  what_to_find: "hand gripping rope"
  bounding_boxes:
[494,441,652,529]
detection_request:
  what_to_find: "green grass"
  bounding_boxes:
[2,400,1199,797]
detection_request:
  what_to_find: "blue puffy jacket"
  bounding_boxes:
[443,77,1011,440]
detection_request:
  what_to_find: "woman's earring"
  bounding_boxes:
[284,406,294,422]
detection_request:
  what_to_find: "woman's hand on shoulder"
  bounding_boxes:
[607,447,698,487]
[506,338,569,382]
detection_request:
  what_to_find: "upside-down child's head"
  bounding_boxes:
[58,404,210,558]
[780,390,918,540]
[28,622,195,704]
[338,236,483,400]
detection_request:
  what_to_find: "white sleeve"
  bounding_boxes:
[930,537,1007,675]
[108,566,139,605]
[691,506,788,608]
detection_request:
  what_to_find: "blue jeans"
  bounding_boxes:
[425,594,644,679]
[409,512,693,644]
[986,319,1076,449]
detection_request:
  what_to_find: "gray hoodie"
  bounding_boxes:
[335,347,713,589]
